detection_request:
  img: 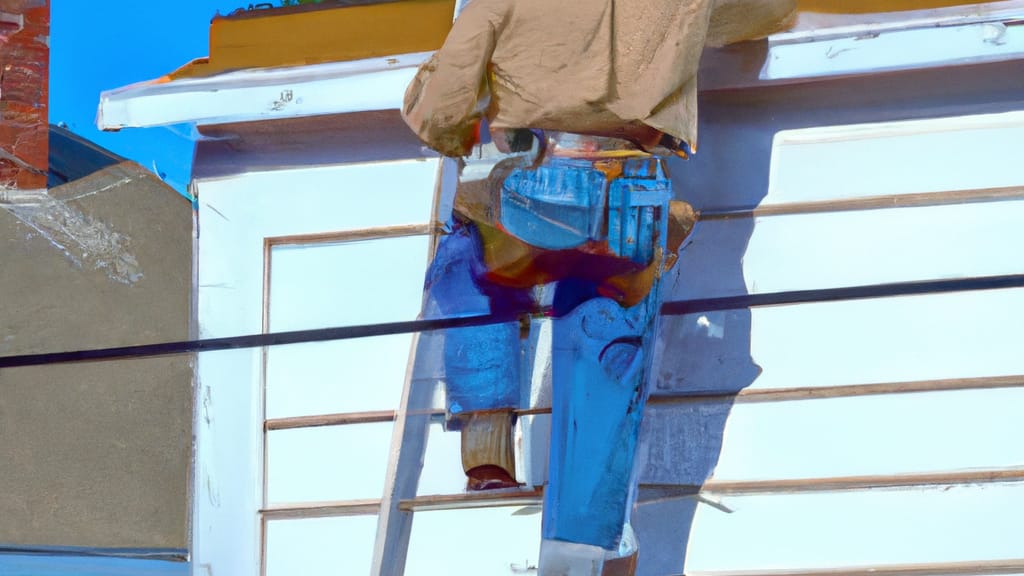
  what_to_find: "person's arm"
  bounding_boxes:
[705,0,798,47]
[402,0,504,157]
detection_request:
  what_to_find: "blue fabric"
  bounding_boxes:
[500,162,607,249]
[608,178,671,264]
[425,222,526,418]
[500,156,671,263]
[543,287,665,549]
[431,155,672,551]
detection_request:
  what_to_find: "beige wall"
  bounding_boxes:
[0,162,192,550]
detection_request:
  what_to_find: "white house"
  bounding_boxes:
[99,1,1024,574]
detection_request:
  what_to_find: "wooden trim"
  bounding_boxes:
[699,185,1024,221]
[427,156,450,259]
[261,499,380,520]
[199,0,455,79]
[796,0,1010,15]
[396,467,1024,512]
[697,468,1024,497]
[649,374,1024,406]
[460,375,1024,417]
[259,238,272,576]
[282,374,1024,424]
[265,410,396,431]
[398,487,544,512]
[265,223,434,248]
[515,406,554,417]
[261,237,273,335]
[684,558,1024,576]
[259,514,268,576]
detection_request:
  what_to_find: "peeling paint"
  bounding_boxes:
[202,202,230,221]
[696,314,725,339]
[201,385,213,426]
[203,467,220,508]
[1,187,144,284]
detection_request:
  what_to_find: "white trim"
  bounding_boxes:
[191,159,439,576]
[762,20,1024,81]
[775,0,1024,44]
[97,52,432,130]
[770,109,1024,146]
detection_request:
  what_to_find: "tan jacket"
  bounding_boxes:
[403,0,797,157]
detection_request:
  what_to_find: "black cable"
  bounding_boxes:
[661,273,1024,315]
[2,273,1023,369]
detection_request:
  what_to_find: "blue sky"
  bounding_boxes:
[50,1,235,195]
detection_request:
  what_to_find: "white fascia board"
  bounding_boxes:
[762,19,1024,81]
[97,51,432,131]
[775,0,1024,44]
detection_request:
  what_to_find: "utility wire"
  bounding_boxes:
[2,273,1023,369]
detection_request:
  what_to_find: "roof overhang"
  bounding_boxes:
[97,51,430,131]
[96,1,1024,132]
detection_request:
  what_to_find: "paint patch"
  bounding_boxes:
[1,188,143,284]
[696,314,725,339]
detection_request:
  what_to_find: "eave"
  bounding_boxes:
[97,51,431,131]
[96,0,1024,132]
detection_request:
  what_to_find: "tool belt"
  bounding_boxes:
[451,133,690,307]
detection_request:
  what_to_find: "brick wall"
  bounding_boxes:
[0,0,48,190]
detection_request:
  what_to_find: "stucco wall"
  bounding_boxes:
[0,162,192,550]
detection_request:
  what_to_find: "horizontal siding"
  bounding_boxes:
[682,483,1024,573]
[640,388,1024,484]
[266,336,412,419]
[654,288,1024,395]
[404,507,541,576]
[646,109,1024,576]
[196,159,437,246]
[765,111,1024,206]
[671,200,1024,300]
[265,516,378,576]
[266,423,394,504]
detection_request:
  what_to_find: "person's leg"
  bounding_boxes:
[424,220,529,489]
[540,160,673,575]
[542,286,662,531]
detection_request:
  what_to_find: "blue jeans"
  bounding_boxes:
[425,154,672,550]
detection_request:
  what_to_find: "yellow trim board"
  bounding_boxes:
[799,0,988,13]
[176,0,454,79]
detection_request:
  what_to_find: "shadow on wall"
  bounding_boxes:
[633,55,1024,574]
[634,90,776,576]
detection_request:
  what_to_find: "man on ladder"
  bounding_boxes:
[404,1,796,573]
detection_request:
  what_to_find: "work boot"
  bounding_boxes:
[461,410,520,491]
